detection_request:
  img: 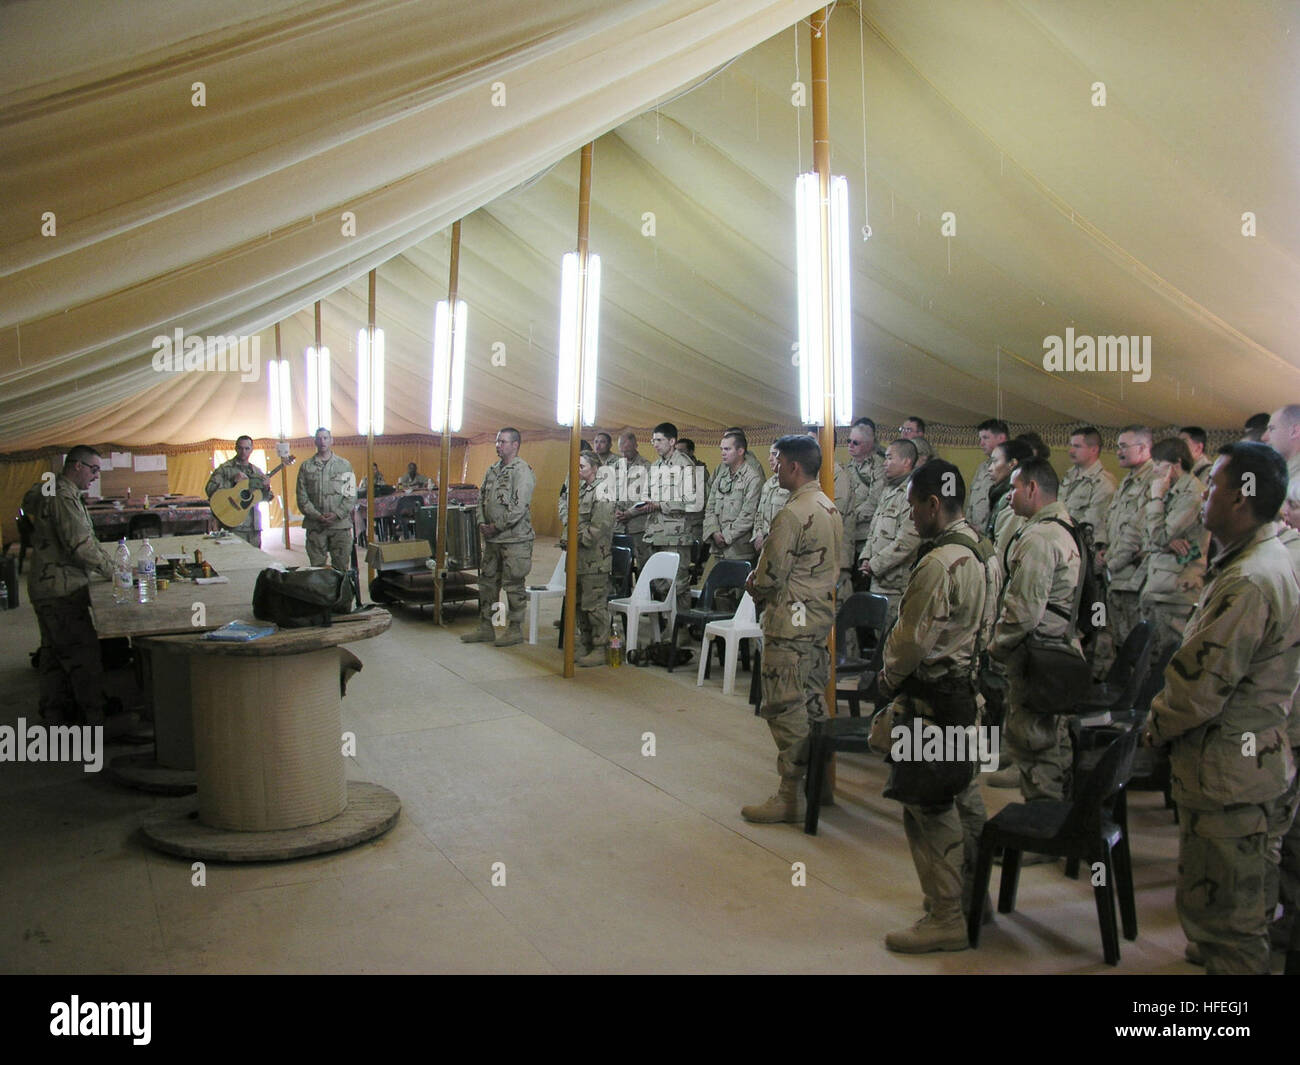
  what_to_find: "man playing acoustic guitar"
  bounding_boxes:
[206,435,271,547]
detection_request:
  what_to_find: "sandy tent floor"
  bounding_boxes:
[0,532,1233,974]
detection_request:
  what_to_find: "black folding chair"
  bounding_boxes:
[667,559,752,672]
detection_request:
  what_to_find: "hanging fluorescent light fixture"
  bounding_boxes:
[356,327,385,435]
[795,172,853,426]
[431,300,467,433]
[306,345,331,432]
[556,251,601,427]
[268,358,292,438]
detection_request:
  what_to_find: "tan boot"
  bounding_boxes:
[885,914,969,953]
[741,777,802,824]
[494,623,524,647]
[577,648,606,668]
[460,625,496,643]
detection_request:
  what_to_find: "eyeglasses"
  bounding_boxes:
[77,461,101,473]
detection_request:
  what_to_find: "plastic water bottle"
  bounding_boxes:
[607,616,624,668]
[136,539,157,603]
[113,538,133,604]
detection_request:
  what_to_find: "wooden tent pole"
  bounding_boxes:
[563,142,595,678]
[811,6,838,710]
[274,321,290,549]
[435,220,462,626]
[366,269,376,587]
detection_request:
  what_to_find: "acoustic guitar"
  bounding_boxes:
[208,458,296,528]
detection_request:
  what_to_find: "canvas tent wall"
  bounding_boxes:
[2,1,1297,544]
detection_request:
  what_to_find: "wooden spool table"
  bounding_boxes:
[139,609,401,861]
[93,535,274,795]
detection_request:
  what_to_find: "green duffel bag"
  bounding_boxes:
[253,567,354,628]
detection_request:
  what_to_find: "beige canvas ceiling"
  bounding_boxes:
[2,0,1299,454]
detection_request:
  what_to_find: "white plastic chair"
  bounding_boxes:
[526,555,567,644]
[697,592,763,695]
[608,550,680,651]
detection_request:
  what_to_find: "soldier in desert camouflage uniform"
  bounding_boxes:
[873,461,999,953]
[1263,404,1300,486]
[968,419,1008,533]
[845,418,887,565]
[1140,438,1210,668]
[1060,426,1116,540]
[461,427,536,647]
[559,451,614,667]
[857,439,921,634]
[591,431,617,467]
[1178,426,1214,484]
[989,460,1082,808]
[613,433,653,572]
[641,422,704,616]
[296,428,357,571]
[1101,425,1155,663]
[206,434,271,547]
[702,430,761,563]
[741,435,841,825]
[24,447,115,725]
[1271,476,1300,952]
[1146,443,1300,975]
[751,443,790,554]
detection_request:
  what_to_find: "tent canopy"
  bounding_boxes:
[3,0,1298,452]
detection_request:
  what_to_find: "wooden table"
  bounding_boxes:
[92,535,276,791]
[86,499,215,541]
[138,610,400,861]
[353,485,480,542]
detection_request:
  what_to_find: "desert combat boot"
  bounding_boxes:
[577,647,607,668]
[741,776,802,824]
[460,624,496,643]
[885,913,970,954]
[494,622,524,647]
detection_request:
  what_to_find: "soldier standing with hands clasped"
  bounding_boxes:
[702,430,761,564]
[462,427,536,647]
[559,450,614,667]
[741,435,841,825]
[871,460,997,953]
[1144,442,1300,974]
[296,427,356,571]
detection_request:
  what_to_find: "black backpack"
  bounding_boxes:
[1039,518,1104,643]
[253,567,355,628]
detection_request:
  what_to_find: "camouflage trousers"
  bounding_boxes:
[903,775,987,923]
[1177,792,1297,974]
[232,525,262,549]
[877,590,903,638]
[1266,755,1300,938]
[1098,589,1143,673]
[33,587,105,725]
[1003,648,1071,801]
[1139,597,1194,670]
[759,635,830,782]
[629,530,651,573]
[711,540,757,565]
[479,540,533,627]
[306,524,353,571]
[575,571,610,651]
